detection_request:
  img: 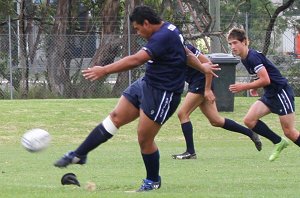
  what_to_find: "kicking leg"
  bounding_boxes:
[54,96,139,168]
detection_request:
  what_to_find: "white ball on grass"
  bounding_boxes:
[21,128,51,152]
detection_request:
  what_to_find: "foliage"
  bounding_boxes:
[220,0,285,52]
[0,0,15,20]
[0,0,299,99]
[283,60,300,96]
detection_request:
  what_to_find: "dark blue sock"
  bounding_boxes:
[181,122,195,154]
[222,118,252,137]
[142,150,160,182]
[294,136,300,147]
[252,120,281,144]
[75,123,113,156]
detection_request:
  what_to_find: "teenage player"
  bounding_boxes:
[172,43,262,160]
[227,27,300,161]
[54,5,218,192]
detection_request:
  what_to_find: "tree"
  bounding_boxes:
[262,0,295,55]
[46,0,73,97]
[0,0,297,98]
[111,0,141,97]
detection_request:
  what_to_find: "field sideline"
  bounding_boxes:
[0,97,299,198]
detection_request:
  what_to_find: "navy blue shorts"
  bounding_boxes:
[259,84,295,115]
[122,78,181,125]
[187,78,214,95]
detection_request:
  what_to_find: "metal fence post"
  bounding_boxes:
[127,5,132,86]
[8,15,13,100]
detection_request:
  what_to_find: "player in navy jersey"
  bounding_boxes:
[172,44,262,160]
[54,5,218,192]
[227,27,300,161]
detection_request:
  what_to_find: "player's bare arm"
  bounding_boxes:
[198,54,215,103]
[229,66,270,93]
[185,47,220,77]
[82,50,150,81]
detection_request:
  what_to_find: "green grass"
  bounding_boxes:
[0,97,300,198]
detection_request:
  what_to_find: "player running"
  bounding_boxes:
[172,43,262,160]
[227,27,300,161]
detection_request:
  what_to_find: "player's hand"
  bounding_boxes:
[82,66,107,81]
[229,83,245,93]
[204,89,215,103]
[201,62,220,78]
[249,89,259,97]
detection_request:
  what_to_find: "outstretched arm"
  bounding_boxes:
[82,50,151,81]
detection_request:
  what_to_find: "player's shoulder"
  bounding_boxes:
[243,49,265,67]
[151,22,183,45]
[248,49,261,57]
[158,22,180,36]
[246,49,263,61]
[185,43,201,55]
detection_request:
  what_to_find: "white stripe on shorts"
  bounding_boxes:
[282,89,294,112]
[154,91,167,122]
[277,89,294,114]
[161,93,173,124]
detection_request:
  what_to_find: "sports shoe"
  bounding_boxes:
[250,132,262,151]
[54,151,87,168]
[171,151,197,160]
[269,137,289,162]
[136,176,161,192]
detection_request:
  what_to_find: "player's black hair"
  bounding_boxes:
[129,5,162,25]
[227,28,247,42]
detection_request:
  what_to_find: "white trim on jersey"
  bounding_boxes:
[254,64,264,73]
[195,50,201,57]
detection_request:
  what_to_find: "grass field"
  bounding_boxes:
[0,97,299,198]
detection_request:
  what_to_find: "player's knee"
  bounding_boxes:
[210,122,224,127]
[102,116,118,136]
[177,110,188,121]
[243,117,254,128]
[109,111,122,128]
[282,128,295,139]
[208,116,223,127]
[137,135,152,150]
[209,116,224,127]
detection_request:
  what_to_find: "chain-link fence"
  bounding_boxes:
[1,18,300,99]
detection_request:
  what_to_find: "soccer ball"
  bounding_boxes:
[21,128,51,152]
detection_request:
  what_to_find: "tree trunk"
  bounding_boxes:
[111,0,142,97]
[80,0,121,97]
[262,0,295,55]
[46,0,72,97]
[19,0,31,98]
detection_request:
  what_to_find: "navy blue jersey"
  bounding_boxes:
[242,49,288,97]
[185,44,205,84]
[142,22,187,93]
